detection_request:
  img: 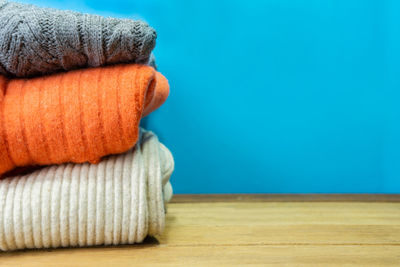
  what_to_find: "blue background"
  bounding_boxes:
[20,0,400,193]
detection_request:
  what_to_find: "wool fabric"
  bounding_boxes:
[0,0,157,77]
[0,129,174,251]
[0,64,169,177]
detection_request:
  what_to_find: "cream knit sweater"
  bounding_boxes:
[0,129,173,251]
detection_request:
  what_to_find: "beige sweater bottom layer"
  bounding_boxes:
[0,129,174,251]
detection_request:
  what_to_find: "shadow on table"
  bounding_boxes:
[0,236,160,256]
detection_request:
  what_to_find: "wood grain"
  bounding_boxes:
[1,198,399,266]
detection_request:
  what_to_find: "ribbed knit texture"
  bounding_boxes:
[0,129,174,251]
[0,0,157,77]
[0,64,169,176]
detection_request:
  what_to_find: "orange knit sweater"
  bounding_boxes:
[0,64,169,176]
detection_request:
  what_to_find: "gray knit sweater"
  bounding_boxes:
[0,0,157,77]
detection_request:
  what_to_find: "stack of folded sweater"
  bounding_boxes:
[0,0,174,251]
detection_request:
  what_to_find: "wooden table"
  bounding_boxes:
[1,194,400,266]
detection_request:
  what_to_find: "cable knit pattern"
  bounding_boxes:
[0,64,170,176]
[0,129,174,251]
[0,0,157,77]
